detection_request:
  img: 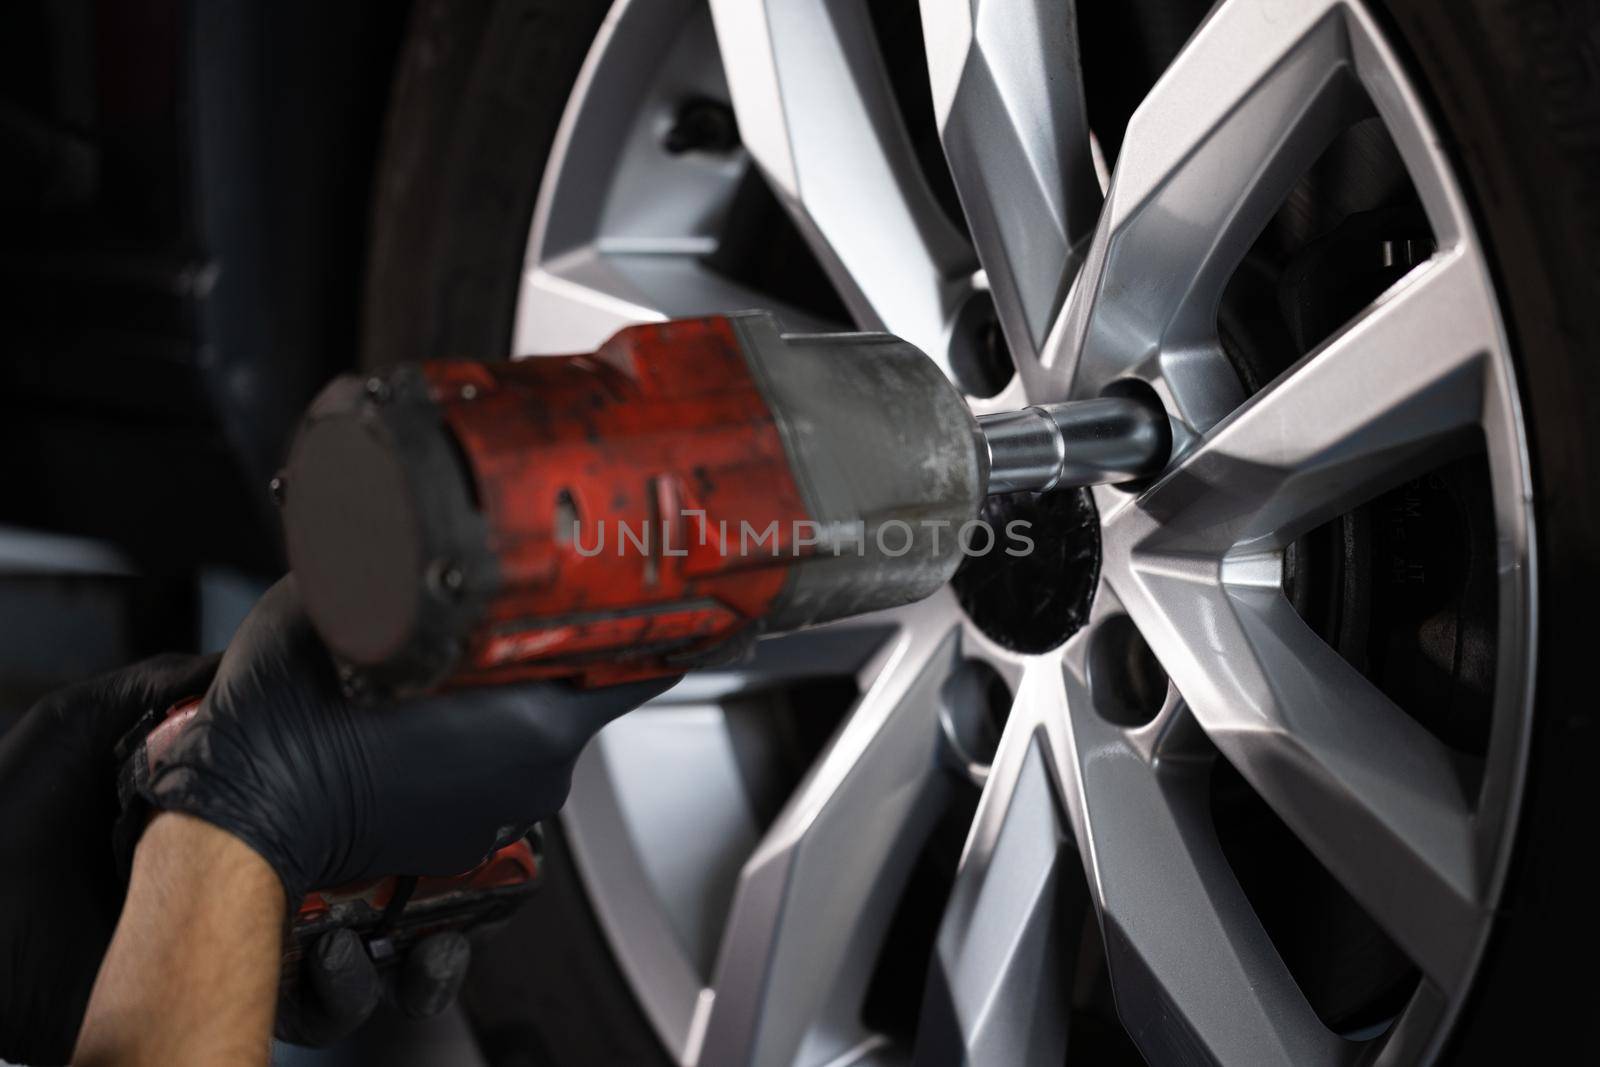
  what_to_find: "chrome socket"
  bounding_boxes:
[978,395,1171,494]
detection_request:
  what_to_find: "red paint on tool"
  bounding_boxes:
[425,317,812,686]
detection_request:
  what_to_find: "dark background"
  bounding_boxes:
[0,0,413,712]
[0,6,457,1058]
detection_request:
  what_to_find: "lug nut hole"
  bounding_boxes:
[948,289,1015,399]
[662,97,740,155]
[1098,377,1172,492]
[939,658,1013,771]
[1089,615,1167,727]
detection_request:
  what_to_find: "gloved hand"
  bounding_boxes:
[134,576,671,901]
[0,653,485,1056]
[128,576,673,1042]
[0,653,219,1065]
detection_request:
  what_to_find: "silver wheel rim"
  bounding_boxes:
[513,1,1538,1064]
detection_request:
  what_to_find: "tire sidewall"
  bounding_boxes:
[1369,0,1600,1059]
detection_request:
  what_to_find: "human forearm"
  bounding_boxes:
[74,812,284,1067]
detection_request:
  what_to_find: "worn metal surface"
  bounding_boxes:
[733,313,983,632]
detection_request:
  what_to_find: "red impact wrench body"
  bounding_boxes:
[279,312,1168,694]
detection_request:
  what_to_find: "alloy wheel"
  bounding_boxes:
[514,1,1536,1063]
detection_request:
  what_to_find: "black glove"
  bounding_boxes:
[134,573,671,918]
[0,653,219,1065]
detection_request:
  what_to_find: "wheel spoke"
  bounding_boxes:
[515,247,833,356]
[564,702,756,1061]
[1101,526,1484,985]
[1046,0,1360,428]
[1106,248,1492,556]
[515,249,666,356]
[912,669,1081,1067]
[698,593,968,1067]
[1052,638,1345,1065]
[1226,585,1478,985]
[709,0,977,368]
[519,0,839,358]
[918,0,1100,362]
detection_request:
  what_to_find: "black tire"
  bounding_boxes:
[1369,0,1600,1059]
[362,0,613,370]
[360,0,1600,1062]
[360,2,671,1064]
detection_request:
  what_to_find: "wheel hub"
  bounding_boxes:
[951,488,1100,655]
